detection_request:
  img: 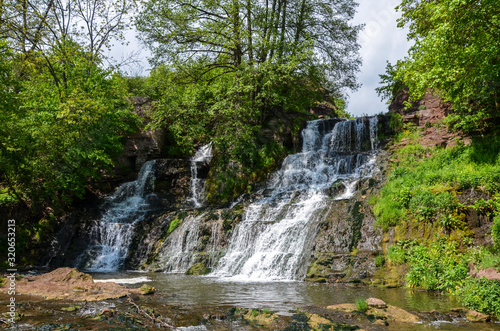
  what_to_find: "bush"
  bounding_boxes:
[458,278,500,317]
[375,255,385,268]
[491,215,500,246]
[405,239,468,291]
[355,299,368,313]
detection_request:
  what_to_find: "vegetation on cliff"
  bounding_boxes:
[135,0,361,203]
[372,1,500,316]
[372,121,500,317]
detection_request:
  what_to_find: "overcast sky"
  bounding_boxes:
[348,0,412,117]
[111,0,412,117]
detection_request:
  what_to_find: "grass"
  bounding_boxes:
[374,133,500,229]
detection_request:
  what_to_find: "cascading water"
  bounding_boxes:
[157,212,224,273]
[76,160,157,271]
[213,117,379,281]
[190,143,213,208]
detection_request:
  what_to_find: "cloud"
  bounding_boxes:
[347,0,412,117]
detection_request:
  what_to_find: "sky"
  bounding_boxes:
[347,0,412,117]
[110,0,412,117]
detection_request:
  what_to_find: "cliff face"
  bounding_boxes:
[46,115,397,284]
[390,89,471,149]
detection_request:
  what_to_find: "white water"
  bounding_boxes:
[157,211,225,273]
[76,161,157,271]
[94,277,151,284]
[213,117,379,281]
[190,143,213,208]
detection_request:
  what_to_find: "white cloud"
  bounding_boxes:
[347,0,412,117]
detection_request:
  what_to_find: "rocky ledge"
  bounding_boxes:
[1,268,152,301]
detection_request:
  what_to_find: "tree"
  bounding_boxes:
[136,0,362,92]
[396,0,500,131]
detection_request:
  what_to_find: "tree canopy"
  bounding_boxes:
[394,0,500,132]
[136,0,362,93]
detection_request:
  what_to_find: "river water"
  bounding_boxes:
[90,272,500,330]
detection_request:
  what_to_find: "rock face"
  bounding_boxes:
[46,116,394,282]
[390,89,470,149]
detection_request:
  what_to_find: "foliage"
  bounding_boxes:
[375,61,406,104]
[374,132,500,228]
[396,0,500,132]
[468,247,500,271]
[492,216,500,247]
[0,39,139,209]
[387,244,406,266]
[355,299,368,313]
[374,255,385,268]
[457,278,500,318]
[168,219,180,235]
[404,239,468,291]
[136,0,362,94]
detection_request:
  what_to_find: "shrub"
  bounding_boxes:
[492,216,500,246]
[355,299,368,313]
[375,255,385,268]
[457,278,500,317]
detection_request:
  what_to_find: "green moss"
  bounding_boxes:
[186,262,210,275]
[168,219,180,234]
[139,284,156,295]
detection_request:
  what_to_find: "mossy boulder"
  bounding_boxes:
[139,284,156,295]
[186,262,210,275]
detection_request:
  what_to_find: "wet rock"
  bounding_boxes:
[99,308,115,317]
[366,298,387,309]
[61,305,81,312]
[186,262,210,276]
[465,310,490,322]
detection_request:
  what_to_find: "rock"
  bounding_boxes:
[186,262,210,275]
[61,306,81,312]
[0,267,137,301]
[139,284,156,295]
[469,265,500,281]
[99,308,115,317]
[327,303,420,323]
[465,310,490,322]
[366,298,387,309]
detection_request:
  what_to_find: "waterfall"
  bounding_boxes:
[157,213,223,273]
[190,143,213,208]
[213,117,379,281]
[76,160,157,271]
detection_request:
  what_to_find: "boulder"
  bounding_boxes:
[366,298,387,309]
[465,310,490,322]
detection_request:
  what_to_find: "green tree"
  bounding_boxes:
[0,40,138,208]
[396,0,500,132]
[136,0,362,92]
